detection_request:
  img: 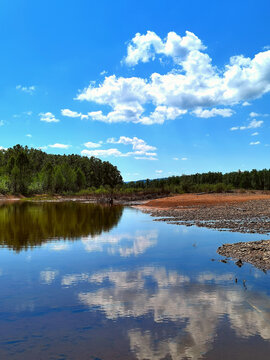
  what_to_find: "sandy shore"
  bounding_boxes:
[137,193,270,234]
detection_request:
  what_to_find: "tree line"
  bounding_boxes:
[124,169,270,193]
[0,145,123,195]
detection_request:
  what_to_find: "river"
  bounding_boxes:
[0,201,269,359]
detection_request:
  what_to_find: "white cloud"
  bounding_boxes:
[134,156,157,161]
[124,30,205,66]
[155,170,163,174]
[61,109,81,118]
[181,157,188,160]
[242,101,251,106]
[39,112,59,123]
[81,148,125,158]
[16,85,36,94]
[75,31,270,125]
[251,132,259,136]
[83,141,102,148]
[49,143,71,149]
[192,108,234,118]
[0,146,7,151]
[250,141,260,145]
[26,134,32,138]
[100,70,108,76]
[250,111,269,118]
[107,136,156,153]
[249,112,259,117]
[230,119,263,131]
[82,136,158,160]
[173,157,179,160]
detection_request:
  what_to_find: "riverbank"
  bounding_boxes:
[137,192,270,234]
[218,240,270,270]
[0,192,166,205]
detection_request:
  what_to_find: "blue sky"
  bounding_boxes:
[1,0,270,181]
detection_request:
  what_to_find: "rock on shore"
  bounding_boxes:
[218,240,270,270]
[140,199,270,234]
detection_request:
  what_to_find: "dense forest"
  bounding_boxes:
[1,145,270,196]
[124,169,270,193]
[0,145,123,195]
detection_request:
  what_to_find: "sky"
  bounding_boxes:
[1,0,270,181]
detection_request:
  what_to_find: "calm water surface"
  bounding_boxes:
[0,201,270,359]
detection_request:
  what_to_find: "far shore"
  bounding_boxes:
[136,192,270,234]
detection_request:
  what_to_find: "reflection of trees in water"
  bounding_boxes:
[0,202,123,251]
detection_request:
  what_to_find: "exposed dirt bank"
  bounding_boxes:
[143,192,270,208]
[137,193,270,234]
[218,240,270,270]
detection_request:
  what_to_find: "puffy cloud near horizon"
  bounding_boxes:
[39,112,59,123]
[48,143,71,149]
[230,119,263,131]
[81,136,158,160]
[74,30,270,125]
[83,141,102,148]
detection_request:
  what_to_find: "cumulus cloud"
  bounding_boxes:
[48,143,71,149]
[39,112,59,123]
[81,148,124,158]
[74,30,270,125]
[0,146,7,151]
[16,85,36,94]
[251,132,259,136]
[155,170,163,174]
[107,136,156,153]
[61,109,81,118]
[83,141,102,148]
[242,101,251,106]
[82,136,158,160]
[124,30,205,66]
[26,134,32,138]
[192,107,234,118]
[230,119,263,131]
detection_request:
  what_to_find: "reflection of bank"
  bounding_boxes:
[81,230,158,257]
[0,202,123,251]
[75,267,270,360]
